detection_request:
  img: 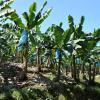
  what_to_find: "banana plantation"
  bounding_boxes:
[0,0,100,100]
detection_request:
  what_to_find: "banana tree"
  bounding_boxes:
[45,23,75,80]
[64,33,85,81]
[29,26,46,72]
[76,27,100,82]
[0,0,15,63]
[63,15,86,81]
[41,27,55,69]
[90,47,100,83]
[83,33,100,84]
[0,22,24,64]
[83,50,98,84]
[9,1,52,74]
[44,17,85,81]
[0,30,10,63]
[42,24,65,80]
[0,26,17,63]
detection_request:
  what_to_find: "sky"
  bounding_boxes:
[11,0,100,33]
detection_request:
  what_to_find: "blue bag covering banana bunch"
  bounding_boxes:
[75,58,81,65]
[56,48,61,59]
[17,29,28,52]
[96,61,100,67]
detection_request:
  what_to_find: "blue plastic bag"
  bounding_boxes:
[96,61,100,67]
[75,58,81,65]
[17,29,28,52]
[56,48,61,59]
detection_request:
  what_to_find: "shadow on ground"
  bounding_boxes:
[0,63,100,100]
[0,63,24,87]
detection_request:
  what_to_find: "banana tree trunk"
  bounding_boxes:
[56,48,61,81]
[24,56,28,73]
[72,54,77,81]
[66,66,68,76]
[82,63,85,75]
[37,47,41,72]
[21,55,23,63]
[92,62,96,83]
[71,60,74,78]
[88,63,92,83]
[82,61,85,79]
[47,55,51,68]
[23,43,28,74]
[57,58,61,81]
[76,65,80,80]
[47,49,52,69]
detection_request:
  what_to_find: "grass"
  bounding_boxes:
[0,80,100,100]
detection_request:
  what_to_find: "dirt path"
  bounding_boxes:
[0,63,56,89]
